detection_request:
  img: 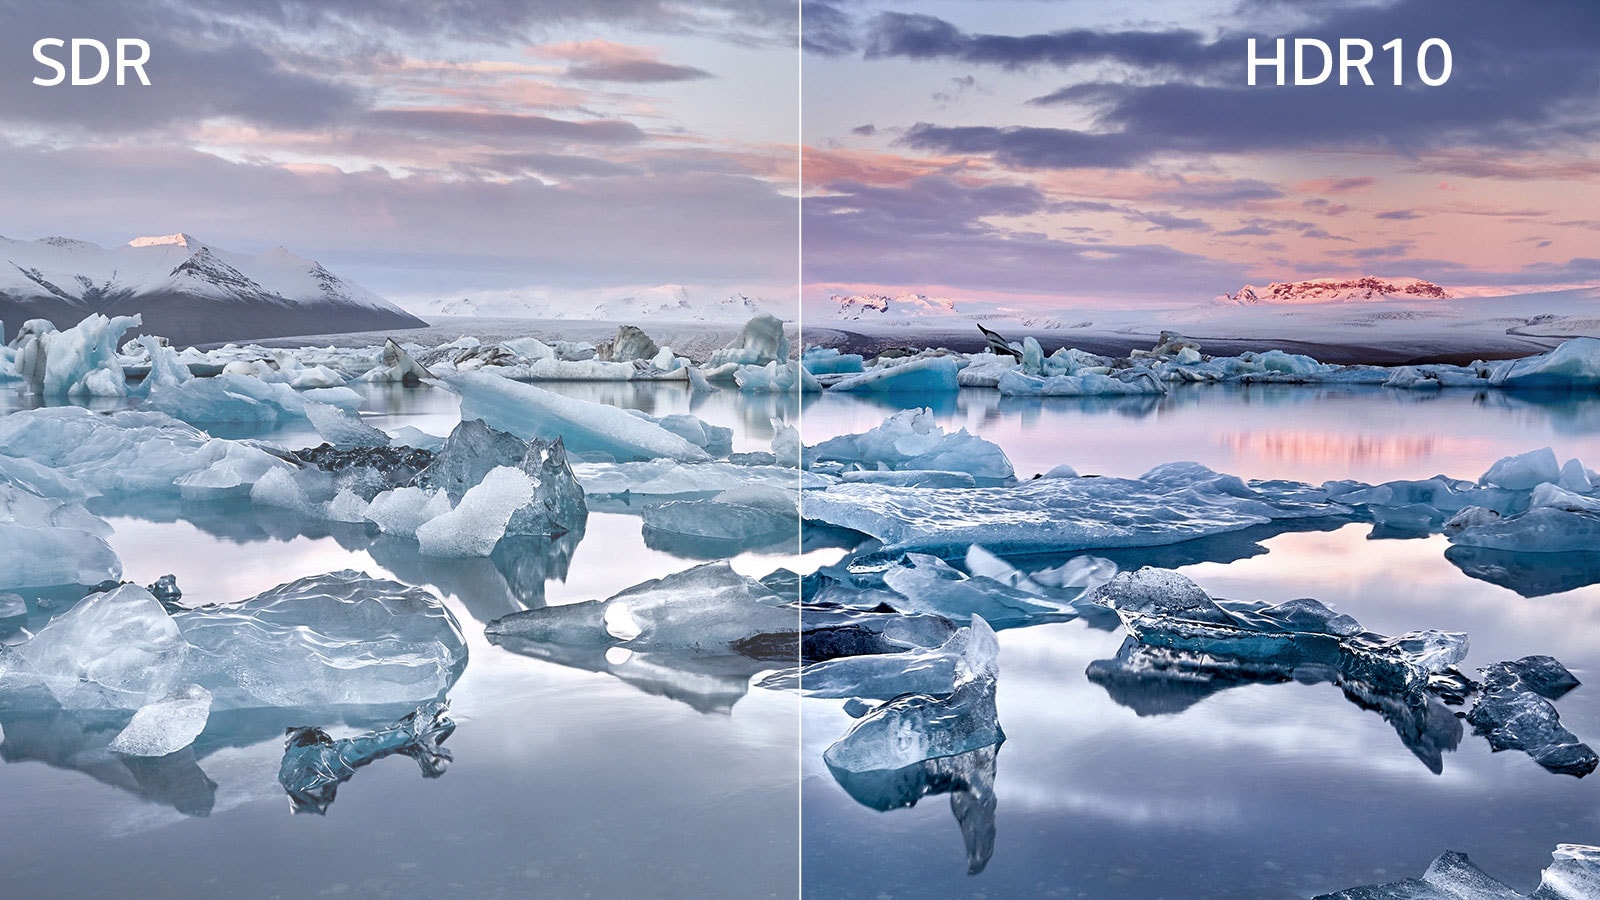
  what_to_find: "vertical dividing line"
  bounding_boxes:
[794,0,805,896]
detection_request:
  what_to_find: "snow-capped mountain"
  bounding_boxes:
[1214,277,1452,306]
[0,233,424,345]
[431,286,782,322]
[831,292,960,320]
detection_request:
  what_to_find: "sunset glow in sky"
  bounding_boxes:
[802,0,1600,309]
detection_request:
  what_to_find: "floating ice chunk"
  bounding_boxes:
[809,408,1014,481]
[325,488,371,523]
[389,426,445,452]
[487,561,793,654]
[574,459,827,496]
[109,685,212,757]
[415,466,535,557]
[642,484,797,545]
[638,413,733,457]
[734,360,821,393]
[446,371,710,462]
[0,522,121,589]
[365,486,452,538]
[838,470,975,489]
[358,338,433,384]
[0,408,290,496]
[772,421,800,468]
[1480,447,1562,490]
[706,314,789,368]
[830,357,960,393]
[607,325,659,363]
[1316,844,1600,900]
[1531,483,1600,514]
[507,436,587,537]
[304,401,389,449]
[37,313,140,397]
[1559,458,1595,493]
[1490,337,1600,390]
[1383,366,1443,390]
[135,335,193,390]
[803,462,1344,553]
[1468,657,1597,776]
[413,418,527,502]
[279,700,455,814]
[964,546,1115,596]
[997,367,1165,397]
[149,375,360,425]
[5,584,188,709]
[1449,507,1600,554]
[176,570,467,708]
[801,347,864,375]
[758,623,970,700]
[1094,568,1462,693]
[289,365,347,389]
[823,616,1003,774]
[881,554,1070,627]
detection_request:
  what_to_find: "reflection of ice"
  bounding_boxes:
[1444,545,1600,597]
[827,744,999,876]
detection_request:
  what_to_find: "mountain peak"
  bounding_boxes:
[128,233,201,249]
[1215,276,1452,306]
[832,292,960,320]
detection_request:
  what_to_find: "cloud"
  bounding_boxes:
[366,109,646,143]
[1296,176,1377,194]
[802,2,857,56]
[530,39,712,82]
[863,12,1231,77]
[1375,209,1424,221]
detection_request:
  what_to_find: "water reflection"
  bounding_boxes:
[1445,546,1600,598]
[827,744,1000,875]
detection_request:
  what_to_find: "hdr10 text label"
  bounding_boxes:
[32,38,151,86]
[1247,38,1452,86]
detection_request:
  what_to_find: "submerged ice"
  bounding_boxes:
[279,700,455,814]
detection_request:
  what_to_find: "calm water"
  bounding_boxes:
[0,383,804,899]
[5,381,1600,899]
[799,385,1600,899]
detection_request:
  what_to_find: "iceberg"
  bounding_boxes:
[809,408,1014,482]
[414,466,535,557]
[446,371,711,462]
[357,338,434,384]
[279,700,455,814]
[641,484,797,553]
[733,360,821,393]
[1315,844,1600,900]
[3,584,189,710]
[108,684,212,757]
[1449,507,1600,554]
[574,459,825,497]
[705,313,789,368]
[801,347,865,375]
[413,418,530,502]
[304,401,389,449]
[803,462,1346,554]
[879,553,1073,627]
[996,367,1165,397]
[487,561,794,654]
[174,570,468,709]
[37,313,140,397]
[148,374,362,426]
[1467,656,1597,776]
[365,486,453,539]
[0,481,121,588]
[1480,447,1562,491]
[757,621,970,700]
[1490,337,1600,389]
[829,356,960,393]
[823,616,1004,774]
[1093,568,1462,694]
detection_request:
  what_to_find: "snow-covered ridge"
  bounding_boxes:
[430,285,783,323]
[0,233,423,344]
[832,292,961,320]
[1215,277,1452,306]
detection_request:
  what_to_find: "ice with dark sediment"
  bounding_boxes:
[823,616,1004,774]
[803,461,1346,554]
[357,338,434,384]
[446,371,712,462]
[412,418,532,502]
[279,700,455,814]
[1315,843,1600,899]
[808,408,1013,482]
[757,618,969,700]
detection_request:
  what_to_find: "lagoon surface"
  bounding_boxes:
[799,385,1600,899]
[3,381,1600,899]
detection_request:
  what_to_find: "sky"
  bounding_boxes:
[0,0,799,313]
[802,0,1600,310]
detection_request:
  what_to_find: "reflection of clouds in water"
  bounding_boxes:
[1220,430,1444,468]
